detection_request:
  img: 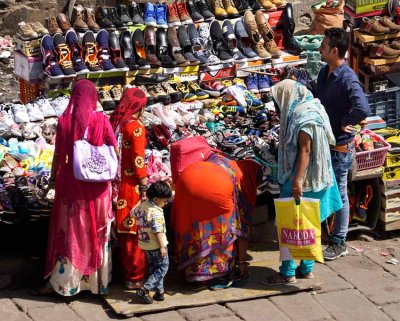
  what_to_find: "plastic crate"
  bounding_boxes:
[19,77,40,104]
[356,129,391,170]
[366,86,400,123]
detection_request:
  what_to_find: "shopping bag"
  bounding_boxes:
[275,197,324,263]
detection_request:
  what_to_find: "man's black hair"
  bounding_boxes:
[147,181,172,200]
[324,27,349,59]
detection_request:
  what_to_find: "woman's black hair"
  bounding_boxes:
[147,181,172,200]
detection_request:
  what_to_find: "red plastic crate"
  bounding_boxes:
[356,129,391,171]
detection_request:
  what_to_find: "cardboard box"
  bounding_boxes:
[15,37,41,57]
[382,191,400,209]
[381,179,400,193]
[14,50,43,82]
[380,207,400,223]
[345,1,388,14]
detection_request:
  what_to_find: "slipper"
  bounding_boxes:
[295,267,314,279]
[260,273,297,285]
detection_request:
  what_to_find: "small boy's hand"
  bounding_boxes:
[160,246,167,257]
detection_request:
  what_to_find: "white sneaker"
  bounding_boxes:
[12,103,30,123]
[36,98,56,118]
[226,85,247,107]
[50,95,69,117]
[26,102,44,122]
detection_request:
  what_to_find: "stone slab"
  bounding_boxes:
[313,263,354,294]
[28,304,83,321]
[141,311,186,321]
[314,289,392,321]
[69,297,117,321]
[226,299,290,321]
[383,302,400,321]
[0,298,32,321]
[326,255,400,305]
[104,257,319,317]
[178,304,234,321]
[11,290,64,313]
[201,317,243,321]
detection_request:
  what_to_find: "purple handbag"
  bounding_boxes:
[73,126,118,182]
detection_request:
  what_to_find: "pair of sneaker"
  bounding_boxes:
[246,73,274,93]
[144,3,168,28]
[137,288,164,304]
[50,95,69,117]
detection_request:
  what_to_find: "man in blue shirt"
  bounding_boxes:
[316,28,370,260]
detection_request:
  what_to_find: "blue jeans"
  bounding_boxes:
[280,260,314,277]
[143,248,169,294]
[330,147,354,240]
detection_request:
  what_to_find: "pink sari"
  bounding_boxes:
[45,80,117,279]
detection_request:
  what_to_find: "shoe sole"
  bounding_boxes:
[249,89,259,93]
[324,249,349,261]
[145,21,157,27]
[203,90,220,97]
[168,21,182,27]
[220,58,235,63]
[181,19,193,25]
[259,87,270,93]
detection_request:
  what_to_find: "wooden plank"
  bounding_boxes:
[364,56,400,66]
[354,30,400,43]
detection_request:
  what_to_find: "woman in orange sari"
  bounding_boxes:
[171,153,262,283]
[110,88,148,289]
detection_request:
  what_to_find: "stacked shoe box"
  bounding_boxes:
[380,178,400,231]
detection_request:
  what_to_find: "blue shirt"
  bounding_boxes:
[316,63,370,145]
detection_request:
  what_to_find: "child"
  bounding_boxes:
[131,181,172,304]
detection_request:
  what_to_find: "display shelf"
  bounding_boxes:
[344,6,388,27]
[351,166,383,181]
[354,30,400,43]
[364,56,400,66]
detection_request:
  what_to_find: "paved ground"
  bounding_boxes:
[1,236,400,321]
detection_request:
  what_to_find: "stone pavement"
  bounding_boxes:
[1,237,400,321]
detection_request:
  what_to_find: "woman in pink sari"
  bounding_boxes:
[36,80,117,296]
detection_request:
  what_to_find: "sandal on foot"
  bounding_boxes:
[260,273,297,285]
[295,267,314,279]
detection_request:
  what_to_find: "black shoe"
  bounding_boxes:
[195,0,215,21]
[187,0,204,23]
[209,20,234,63]
[323,240,348,261]
[156,28,177,68]
[234,0,251,13]
[247,0,263,11]
[129,1,145,26]
[120,30,138,70]
[134,74,170,85]
[95,8,116,31]
[153,292,165,301]
[109,31,128,71]
[131,29,151,69]
[178,25,200,65]
[117,4,133,26]
[137,288,153,304]
[282,3,302,55]
[109,7,127,30]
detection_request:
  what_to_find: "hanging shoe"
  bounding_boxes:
[167,3,182,27]
[41,34,64,78]
[57,13,74,34]
[222,19,247,63]
[84,7,100,32]
[95,8,116,31]
[282,3,302,55]
[70,6,88,33]
[132,29,151,69]
[187,23,208,65]
[210,20,234,63]
[129,1,145,26]
[178,25,200,65]
[255,10,282,58]
[117,4,133,26]
[96,29,117,71]
[65,30,89,74]
[176,1,193,25]
[244,11,271,59]
[195,0,215,21]
[108,31,129,71]
[187,0,205,23]
[82,30,103,72]
[167,26,190,66]
[144,26,162,67]
[156,28,177,68]
[155,3,169,28]
[235,19,260,61]
[53,33,76,76]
